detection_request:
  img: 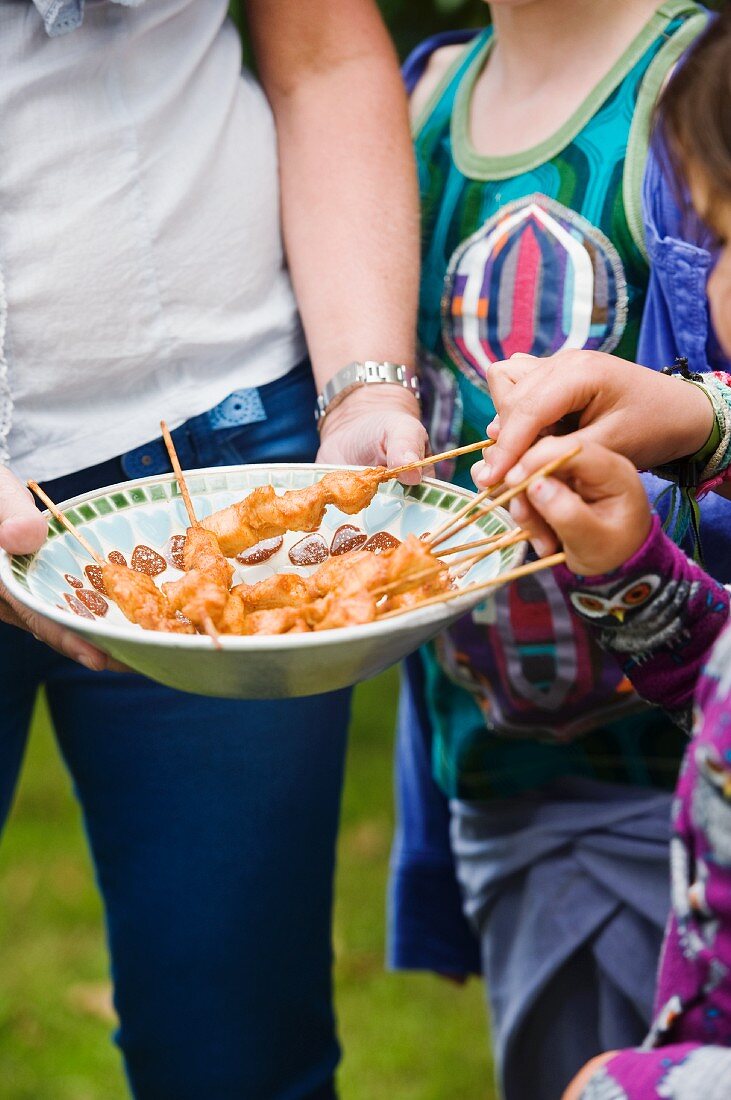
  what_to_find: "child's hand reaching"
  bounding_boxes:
[504,438,652,576]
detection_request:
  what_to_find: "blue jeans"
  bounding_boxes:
[2,363,351,1099]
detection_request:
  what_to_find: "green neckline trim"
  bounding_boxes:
[451,0,697,182]
[412,30,489,142]
[623,9,707,261]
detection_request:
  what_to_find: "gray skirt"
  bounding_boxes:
[451,777,674,1100]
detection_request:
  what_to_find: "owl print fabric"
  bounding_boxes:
[559,518,731,1098]
[560,515,729,728]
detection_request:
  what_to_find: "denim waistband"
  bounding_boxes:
[121,385,268,479]
[39,359,313,504]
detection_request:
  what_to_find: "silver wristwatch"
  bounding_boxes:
[315,361,419,427]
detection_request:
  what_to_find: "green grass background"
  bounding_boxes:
[0,671,494,1098]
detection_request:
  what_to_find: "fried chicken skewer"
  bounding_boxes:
[236,530,528,635]
[28,482,194,635]
[377,553,568,621]
[225,531,527,634]
[199,438,497,558]
[199,468,386,556]
[231,535,446,613]
[158,422,232,647]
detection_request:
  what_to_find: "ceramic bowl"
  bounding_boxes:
[0,464,525,698]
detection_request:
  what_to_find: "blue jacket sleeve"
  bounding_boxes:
[637,141,725,377]
[401,30,479,95]
[637,138,731,584]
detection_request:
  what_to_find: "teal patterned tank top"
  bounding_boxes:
[413,0,707,799]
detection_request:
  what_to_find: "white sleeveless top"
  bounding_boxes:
[0,0,306,480]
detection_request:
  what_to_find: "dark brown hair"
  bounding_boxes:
[656,6,731,232]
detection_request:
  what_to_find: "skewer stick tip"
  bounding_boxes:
[27,480,105,566]
[386,437,496,479]
[160,421,199,529]
[202,616,223,650]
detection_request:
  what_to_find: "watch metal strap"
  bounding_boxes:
[315,361,419,425]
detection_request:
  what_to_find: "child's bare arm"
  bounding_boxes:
[474,349,715,488]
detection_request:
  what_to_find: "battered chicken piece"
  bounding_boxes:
[240,591,378,635]
[306,551,389,600]
[386,570,452,611]
[219,589,247,635]
[312,591,377,631]
[183,526,233,588]
[387,535,444,580]
[200,469,386,556]
[103,563,195,634]
[161,526,235,632]
[162,572,229,630]
[241,605,306,636]
[232,573,310,611]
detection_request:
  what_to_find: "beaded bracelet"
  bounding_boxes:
[653,358,731,493]
[649,360,731,562]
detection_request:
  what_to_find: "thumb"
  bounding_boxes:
[525,476,599,557]
[385,417,431,485]
[0,469,47,554]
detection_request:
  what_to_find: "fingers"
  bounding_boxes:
[0,582,112,671]
[0,468,47,554]
[485,353,541,410]
[524,475,601,554]
[505,435,639,502]
[471,458,488,487]
[510,493,559,558]
[481,354,596,486]
[505,437,652,575]
[385,418,431,485]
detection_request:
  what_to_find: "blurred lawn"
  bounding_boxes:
[0,670,493,1099]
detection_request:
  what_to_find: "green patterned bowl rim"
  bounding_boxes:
[0,464,525,649]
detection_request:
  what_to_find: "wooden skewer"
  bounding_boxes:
[446,528,528,573]
[425,482,501,548]
[28,481,105,566]
[161,420,198,529]
[160,421,222,649]
[374,528,527,599]
[430,446,582,550]
[373,563,444,599]
[437,527,525,558]
[386,437,495,479]
[378,553,567,621]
